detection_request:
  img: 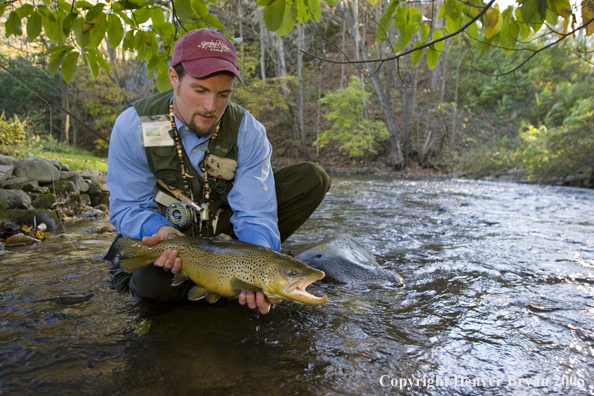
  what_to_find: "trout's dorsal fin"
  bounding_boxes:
[171,271,190,286]
[187,285,208,301]
[205,293,221,304]
[230,277,261,292]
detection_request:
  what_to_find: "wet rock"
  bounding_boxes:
[80,209,105,218]
[5,233,40,246]
[0,189,32,209]
[296,234,404,287]
[8,209,59,232]
[14,158,61,183]
[0,221,21,240]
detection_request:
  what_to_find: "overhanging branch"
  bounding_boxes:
[302,0,497,65]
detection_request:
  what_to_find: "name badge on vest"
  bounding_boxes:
[138,115,174,147]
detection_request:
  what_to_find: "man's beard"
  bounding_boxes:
[187,112,217,137]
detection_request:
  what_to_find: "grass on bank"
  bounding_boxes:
[5,135,107,173]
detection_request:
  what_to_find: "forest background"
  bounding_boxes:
[1,0,593,187]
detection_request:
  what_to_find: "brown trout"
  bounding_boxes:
[119,234,328,305]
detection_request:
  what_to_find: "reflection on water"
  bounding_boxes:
[1,177,593,395]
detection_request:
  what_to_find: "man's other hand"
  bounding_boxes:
[142,225,184,274]
[238,291,282,315]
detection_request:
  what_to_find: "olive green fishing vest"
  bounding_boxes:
[132,89,245,236]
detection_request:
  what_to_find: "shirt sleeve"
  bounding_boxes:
[107,107,171,239]
[227,111,281,251]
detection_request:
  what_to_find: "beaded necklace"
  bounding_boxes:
[168,103,220,236]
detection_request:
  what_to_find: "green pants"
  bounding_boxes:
[106,162,331,301]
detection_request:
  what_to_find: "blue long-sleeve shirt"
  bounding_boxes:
[107,104,281,251]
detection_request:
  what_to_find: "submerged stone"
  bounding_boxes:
[5,233,40,246]
[296,234,404,287]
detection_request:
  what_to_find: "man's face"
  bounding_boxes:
[169,68,234,137]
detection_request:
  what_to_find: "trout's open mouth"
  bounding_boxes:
[283,271,328,305]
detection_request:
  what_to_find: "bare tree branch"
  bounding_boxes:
[302,0,497,65]
[472,16,594,77]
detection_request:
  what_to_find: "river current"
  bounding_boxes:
[1,176,593,395]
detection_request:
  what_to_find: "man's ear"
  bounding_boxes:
[168,67,178,90]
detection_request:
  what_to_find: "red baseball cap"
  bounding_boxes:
[172,29,242,82]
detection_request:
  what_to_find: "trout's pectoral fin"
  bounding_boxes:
[230,278,261,293]
[171,271,190,286]
[205,293,221,304]
[187,285,208,301]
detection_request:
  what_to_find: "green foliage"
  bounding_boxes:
[317,76,390,158]
[450,39,593,181]
[453,136,518,176]
[0,112,26,146]
[261,0,330,35]
[233,77,296,121]
[515,99,594,181]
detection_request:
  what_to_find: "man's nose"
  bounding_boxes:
[202,94,216,113]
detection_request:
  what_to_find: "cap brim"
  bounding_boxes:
[181,58,242,82]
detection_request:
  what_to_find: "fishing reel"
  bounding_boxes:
[165,202,193,231]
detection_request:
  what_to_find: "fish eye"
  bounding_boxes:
[286,269,297,277]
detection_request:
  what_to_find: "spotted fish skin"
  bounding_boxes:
[118,234,327,305]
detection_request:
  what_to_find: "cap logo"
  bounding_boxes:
[198,40,231,53]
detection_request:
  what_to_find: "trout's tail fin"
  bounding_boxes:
[119,238,161,273]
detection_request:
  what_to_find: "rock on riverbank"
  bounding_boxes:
[0,155,110,242]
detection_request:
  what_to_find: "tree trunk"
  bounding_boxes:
[60,77,70,144]
[237,0,244,59]
[340,15,346,89]
[430,0,445,93]
[362,52,404,169]
[275,33,299,160]
[316,65,323,159]
[276,35,288,93]
[72,87,77,148]
[296,23,308,159]
[258,8,266,81]
[401,86,412,160]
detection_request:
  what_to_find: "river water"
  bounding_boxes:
[1,176,593,395]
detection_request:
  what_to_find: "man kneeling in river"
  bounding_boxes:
[105,29,330,314]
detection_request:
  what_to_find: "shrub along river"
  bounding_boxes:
[1,176,593,395]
